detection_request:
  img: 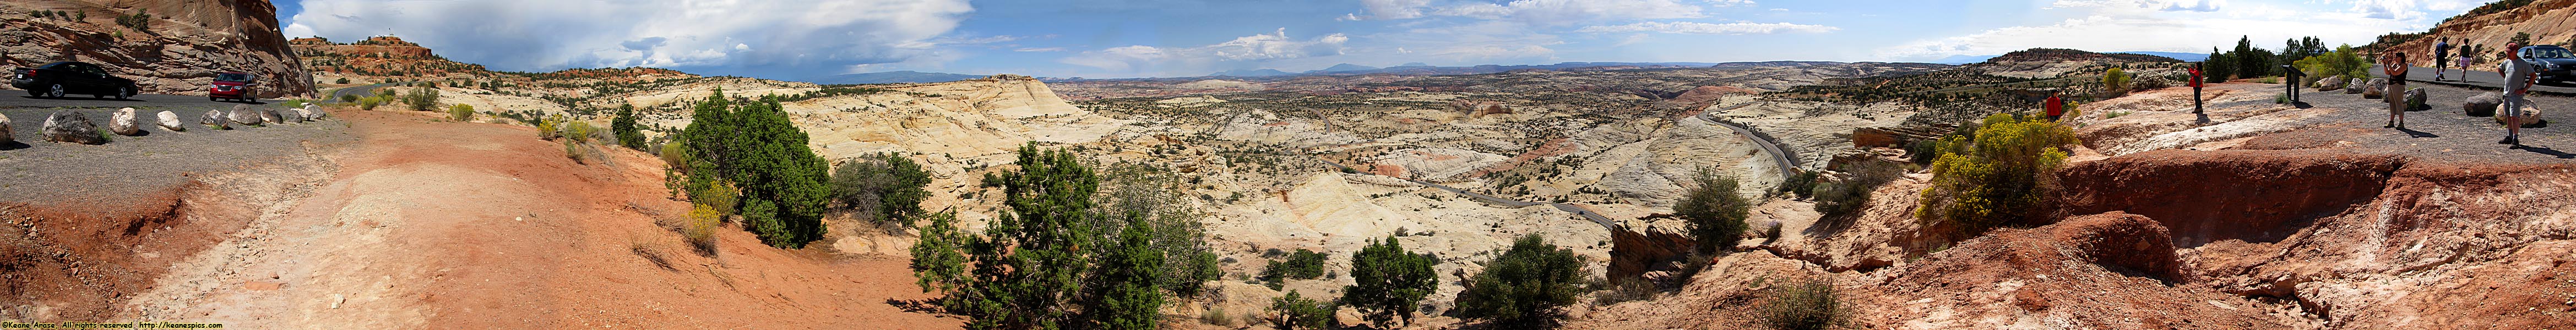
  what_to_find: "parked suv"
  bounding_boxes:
[11,61,138,99]
[210,72,258,102]
[2517,45,2576,84]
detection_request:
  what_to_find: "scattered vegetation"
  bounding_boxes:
[1759,278,1850,330]
[357,96,387,111]
[1262,249,1329,289]
[1456,234,1586,328]
[447,104,475,121]
[115,9,150,31]
[1341,235,1439,328]
[910,144,1217,329]
[1269,291,1336,330]
[1676,169,1753,254]
[401,87,441,111]
[2100,67,2131,96]
[1915,114,2075,240]
[2294,44,2370,81]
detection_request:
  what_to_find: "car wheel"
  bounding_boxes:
[118,86,132,100]
[46,84,64,98]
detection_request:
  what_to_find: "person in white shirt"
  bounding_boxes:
[2500,43,2535,147]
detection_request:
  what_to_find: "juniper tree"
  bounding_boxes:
[1343,235,1439,328]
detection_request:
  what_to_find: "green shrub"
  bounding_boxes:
[908,211,969,307]
[448,104,475,122]
[1594,277,1658,306]
[1812,160,1903,219]
[1759,278,1849,330]
[683,204,722,256]
[2101,67,2131,95]
[612,104,645,149]
[1342,235,1439,328]
[1269,291,1336,330]
[335,78,351,84]
[1676,169,1752,254]
[1456,234,1585,328]
[536,114,562,140]
[689,182,740,215]
[659,141,689,168]
[2294,44,2369,81]
[564,120,597,143]
[1915,114,2075,240]
[401,87,440,111]
[563,139,586,163]
[116,9,149,31]
[340,94,358,103]
[1198,308,1236,327]
[357,96,385,111]
[830,153,932,232]
[1263,249,1329,288]
[281,99,307,109]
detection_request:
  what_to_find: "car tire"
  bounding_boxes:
[45,84,64,98]
[118,86,132,100]
[211,96,221,102]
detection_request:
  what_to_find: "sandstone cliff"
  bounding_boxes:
[0,0,313,97]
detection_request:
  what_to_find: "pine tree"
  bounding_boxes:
[1343,235,1439,328]
[1676,169,1751,254]
[911,211,971,307]
[676,90,830,248]
[965,144,1101,329]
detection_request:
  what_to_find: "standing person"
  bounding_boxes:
[2044,92,2064,121]
[2460,50,2476,80]
[2384,52,2411,128]
[2189,64,2205,115]
[2500,43,2534,146]
[2434,37,2453,81]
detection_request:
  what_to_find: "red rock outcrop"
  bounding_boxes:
[0,0,314,97]
[2056,149,2404,247]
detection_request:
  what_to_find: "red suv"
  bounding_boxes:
[209,72,258,102]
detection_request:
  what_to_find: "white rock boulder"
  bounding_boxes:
[201,109,230,129]
[0,113,12,145]
[110,107,143,136]
[157,111,184,131]
[229,105,264,126]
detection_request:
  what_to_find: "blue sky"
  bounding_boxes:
[276,0,2479,80]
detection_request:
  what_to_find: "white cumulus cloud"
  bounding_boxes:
[1576,21,1839,35]
[281,0,973,79]
[1059,29,1350,76]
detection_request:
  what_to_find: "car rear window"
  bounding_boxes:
[216,73,255,82]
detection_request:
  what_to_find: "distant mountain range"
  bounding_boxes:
[801,70,986,85]
[1933,51,2207,64]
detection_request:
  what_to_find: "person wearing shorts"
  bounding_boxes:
[2385,52,2411,128]
[2434,38,2453,81]
[2501,43,2534,146]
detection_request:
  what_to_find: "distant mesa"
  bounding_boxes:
[1930,50,2202,65]
[1308,63,1381,73]
[1394,62,1432,67]
[801,70,985,85]
[1211,68,1296,77]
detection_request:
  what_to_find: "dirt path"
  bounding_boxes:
[123,109,958,329]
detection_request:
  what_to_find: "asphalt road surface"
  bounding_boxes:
[2374,64,2576,95]
[0,92,274,109]
[326,82,405,103]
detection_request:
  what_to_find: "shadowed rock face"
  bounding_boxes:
[2056,150,2402,248]
[0,1,313,98]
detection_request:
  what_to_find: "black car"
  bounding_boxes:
[2517,45,2576,84]
[11,61,138,99]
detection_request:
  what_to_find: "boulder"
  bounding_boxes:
[2465,92,2501,117]
[2362,78,2388,98]
[2315,76,2346,91]
[41,111,104,145]
[2404,88,2427,111]
[2344,78,2366,94]
[200,109,230,129]
[0,114,12,145]
[260,107,287,124]
[294,108,318,122]
[229,105,264,126]
[2498,107,2547,127]
[156,111,184,131]
[110,107,143,136]
[303,105,327,119]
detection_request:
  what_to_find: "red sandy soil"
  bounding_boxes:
[9,109,959,328]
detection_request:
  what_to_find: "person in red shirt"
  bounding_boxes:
[2044,92,2064,121]
[2188,64,2205,115]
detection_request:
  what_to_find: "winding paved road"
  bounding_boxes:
[325,82,406,103]
[1312,158,1623,232]
[1700,113,1802,178]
